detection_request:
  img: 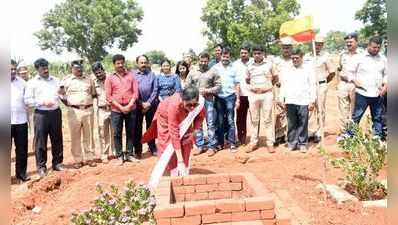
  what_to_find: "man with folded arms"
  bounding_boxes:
[61,60,97,168]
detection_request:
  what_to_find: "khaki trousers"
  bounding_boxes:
[309,84,328,137]
[97,108,114,160]
[337,81,356,133]
[67,107,95,163]
[273,86,287,139]
[248,92,274,146]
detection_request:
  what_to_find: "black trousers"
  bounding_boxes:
[11,123,28,178]
[34,108,63,170]
[286,104,309,148]
[111,110,136,157]
[134,106,157,155]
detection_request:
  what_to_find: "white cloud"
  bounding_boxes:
[9,0,366,64]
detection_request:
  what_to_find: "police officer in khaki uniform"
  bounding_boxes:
[337,32,362,139]
[306,35,335,143]
[61,60,97,168]
[91,62,114,163]
[272,37,294,145]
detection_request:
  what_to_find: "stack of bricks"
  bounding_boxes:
[153,173,291,225]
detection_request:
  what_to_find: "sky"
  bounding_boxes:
[9,0,366,64]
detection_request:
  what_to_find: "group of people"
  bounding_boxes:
[11,32,387,182]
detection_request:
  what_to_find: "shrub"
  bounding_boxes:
[71,181,156,225]
[332,119,387,200]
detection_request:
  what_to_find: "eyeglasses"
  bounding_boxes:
[291,57,301,60]
[185,102,199,108]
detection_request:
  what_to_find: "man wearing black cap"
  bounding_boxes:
[60,60,97,168]
[24,58,64,178]
[337,32,363,139]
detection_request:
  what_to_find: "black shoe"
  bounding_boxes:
[38,168,47,178]
[313,136,321,143]
[53,164,65,171]
[17,174,31,182]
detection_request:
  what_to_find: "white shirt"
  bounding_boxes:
[24,75,61,110]
[279,63,316,106]
[11,77,27,124]
[233,58,253,96]
[353,52,387,97]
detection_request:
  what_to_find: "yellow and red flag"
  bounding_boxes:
[279,16,315,43]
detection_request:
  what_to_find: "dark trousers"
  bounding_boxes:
[134,106,157,155]
[11,123,28,178]
[352,93,385,139]
[236,96,249,144]
[34,108,63,170]
[215,94,237,146]
[286,104,309,148]
[111,110,136,157]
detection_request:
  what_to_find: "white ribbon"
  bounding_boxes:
[148,96,204,190]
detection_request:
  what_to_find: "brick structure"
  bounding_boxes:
[153,173,292,225]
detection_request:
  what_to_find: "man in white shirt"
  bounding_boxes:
[25,58,64,178]
[246,45,276,153]
[350,36,387,141]
[279,49,316,152]
[11,59,30,182]
[233,45,253,145]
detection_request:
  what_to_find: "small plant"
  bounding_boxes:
[331,118,387,200]
[71,181,156,225]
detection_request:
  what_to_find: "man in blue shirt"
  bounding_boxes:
[208,44,223,69]
[212,47,240,153]
[133,55,159,158]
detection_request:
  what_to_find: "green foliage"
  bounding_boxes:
[35,0,143,63]
[331,119,387,200]
[355,0,387,39]
[324,31,347,53]
[71,181,156,225]
[201,0,300,57]
[145,50,167,65]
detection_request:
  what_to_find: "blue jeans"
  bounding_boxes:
[351,93,385,139]
[215,94,237,146]
[195,99,217,149]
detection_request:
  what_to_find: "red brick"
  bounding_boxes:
[229,174,244,182]
[158,179,171,189]
[154,204,184,219]
[207,174,230,184]
[262,219,277,225]
[171,215,201,225]
[186,192,209,201]
[219,182,242,191]
[202,213,232,224]
[261,210,276,219]
[156,218,171,225]
[184,200,216,216]
[155,187,170,197]
[215,199,245,213]
[183,175,207,185]
[244,174,270,196]
[175,194,185,202]
[173,185,195,194]
[245,196,275,211]
[156,196,170,206]
[231,211,261,222]
[209,191,232,200]
[276,208,291,225]
[195,184,218,193]
[171,177,183,187]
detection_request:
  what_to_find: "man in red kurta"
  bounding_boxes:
[143,87,205,175]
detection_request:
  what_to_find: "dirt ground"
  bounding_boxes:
[11,82,386,225]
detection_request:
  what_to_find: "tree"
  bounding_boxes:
[201,0,300,57]
[324,31,347,53]
[355,0,386,39]
[35,0,143,63]
[145,50,167,65]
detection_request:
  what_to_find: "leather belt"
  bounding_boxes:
[251,89,271,94]
[318,80,326,84]
[98,105,110,110]
[70,104,93,110]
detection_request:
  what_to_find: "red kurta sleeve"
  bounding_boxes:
[167,99,183,151]
[132,77,139,104]
[193,108,206,130]
[104,75,113,103]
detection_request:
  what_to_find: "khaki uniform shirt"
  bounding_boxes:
[93,76,109,108]
[338,48,364,82]
[304,52,334,82]
[62,74,96,106]
[272,56,292,83]
[247,59,274,91]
